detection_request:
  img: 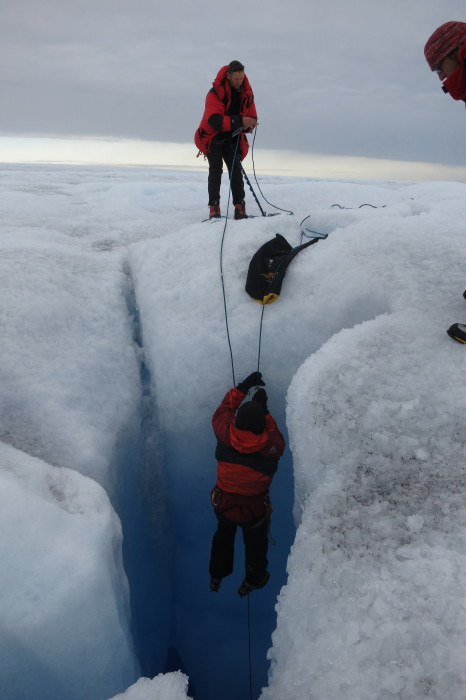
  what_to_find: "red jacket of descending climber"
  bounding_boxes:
[212,387,285,496]
[195,65,257,161]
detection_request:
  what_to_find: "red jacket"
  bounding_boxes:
[443,39,466,102]
[212,387,285,496]
[195,65,257,161]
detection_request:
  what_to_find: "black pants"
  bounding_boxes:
[209,512,269,585]
[207,138,245,206]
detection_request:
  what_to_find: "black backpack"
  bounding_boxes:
[245,233,317,304]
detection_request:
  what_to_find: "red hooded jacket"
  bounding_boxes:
[212,387,285,496]
[195,65,258,161]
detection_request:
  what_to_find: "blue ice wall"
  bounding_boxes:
[116,402,294,699]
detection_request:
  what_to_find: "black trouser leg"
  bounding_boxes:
[207,144,223,205]
[206,139,245,206]
[209,514,237,580]
[222,143,245,205]
[241,518,269,585]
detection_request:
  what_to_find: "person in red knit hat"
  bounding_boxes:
[424,22,466,343]
[424,21,466,99]
[195,60,258,221]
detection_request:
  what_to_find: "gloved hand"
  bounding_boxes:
[236,371,265,394]
[252,387,268,413]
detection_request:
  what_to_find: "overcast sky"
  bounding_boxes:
[1,0,465,173]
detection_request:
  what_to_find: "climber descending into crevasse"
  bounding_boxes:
[209,230,324,598]
[208,371,286,597]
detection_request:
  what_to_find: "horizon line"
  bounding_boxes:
[1,135,466,183]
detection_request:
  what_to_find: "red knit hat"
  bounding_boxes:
[424,21,466,70]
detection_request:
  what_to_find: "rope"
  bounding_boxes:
[247,596,253,700]
[257,305,265,373]
[219,135,241,385]
[238,159,267,217]
[299,215,328,245]
[331,202,386,209]
[250,129,294,216]
[219,225,236,385]
[218,133,262,700]
[219,132,269,382]
[299,201,386,245]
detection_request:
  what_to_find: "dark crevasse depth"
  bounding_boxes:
[163,430,295,700]
[116,267,296,699]
[113,268,174,677]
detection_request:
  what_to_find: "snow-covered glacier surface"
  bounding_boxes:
[1,163,466,700]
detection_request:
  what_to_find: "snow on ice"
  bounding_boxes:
[108,672,190,700]
[1,162,466,699]
[0,441,137,699]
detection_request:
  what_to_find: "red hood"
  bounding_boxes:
[213,65,230,89]
[229,424,269,454]
[212,66,253,101]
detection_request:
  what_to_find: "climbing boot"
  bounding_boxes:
[209,202,221,219]
[234,202,248,220]
[210,577,222,592]
[447,323,466,344]
[237,571,270,597]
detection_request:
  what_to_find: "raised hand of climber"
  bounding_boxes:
[252,387,268,414]
[236,371,265,394]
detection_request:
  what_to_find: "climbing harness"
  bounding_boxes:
[211,486,272,527]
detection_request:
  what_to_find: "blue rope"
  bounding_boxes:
[299,215,329,245]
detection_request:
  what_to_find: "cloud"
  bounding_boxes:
[2,0,465,170]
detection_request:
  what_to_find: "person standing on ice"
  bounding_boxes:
[195,60,258,221]
[209,371,285,597]
[424,21,466,343]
